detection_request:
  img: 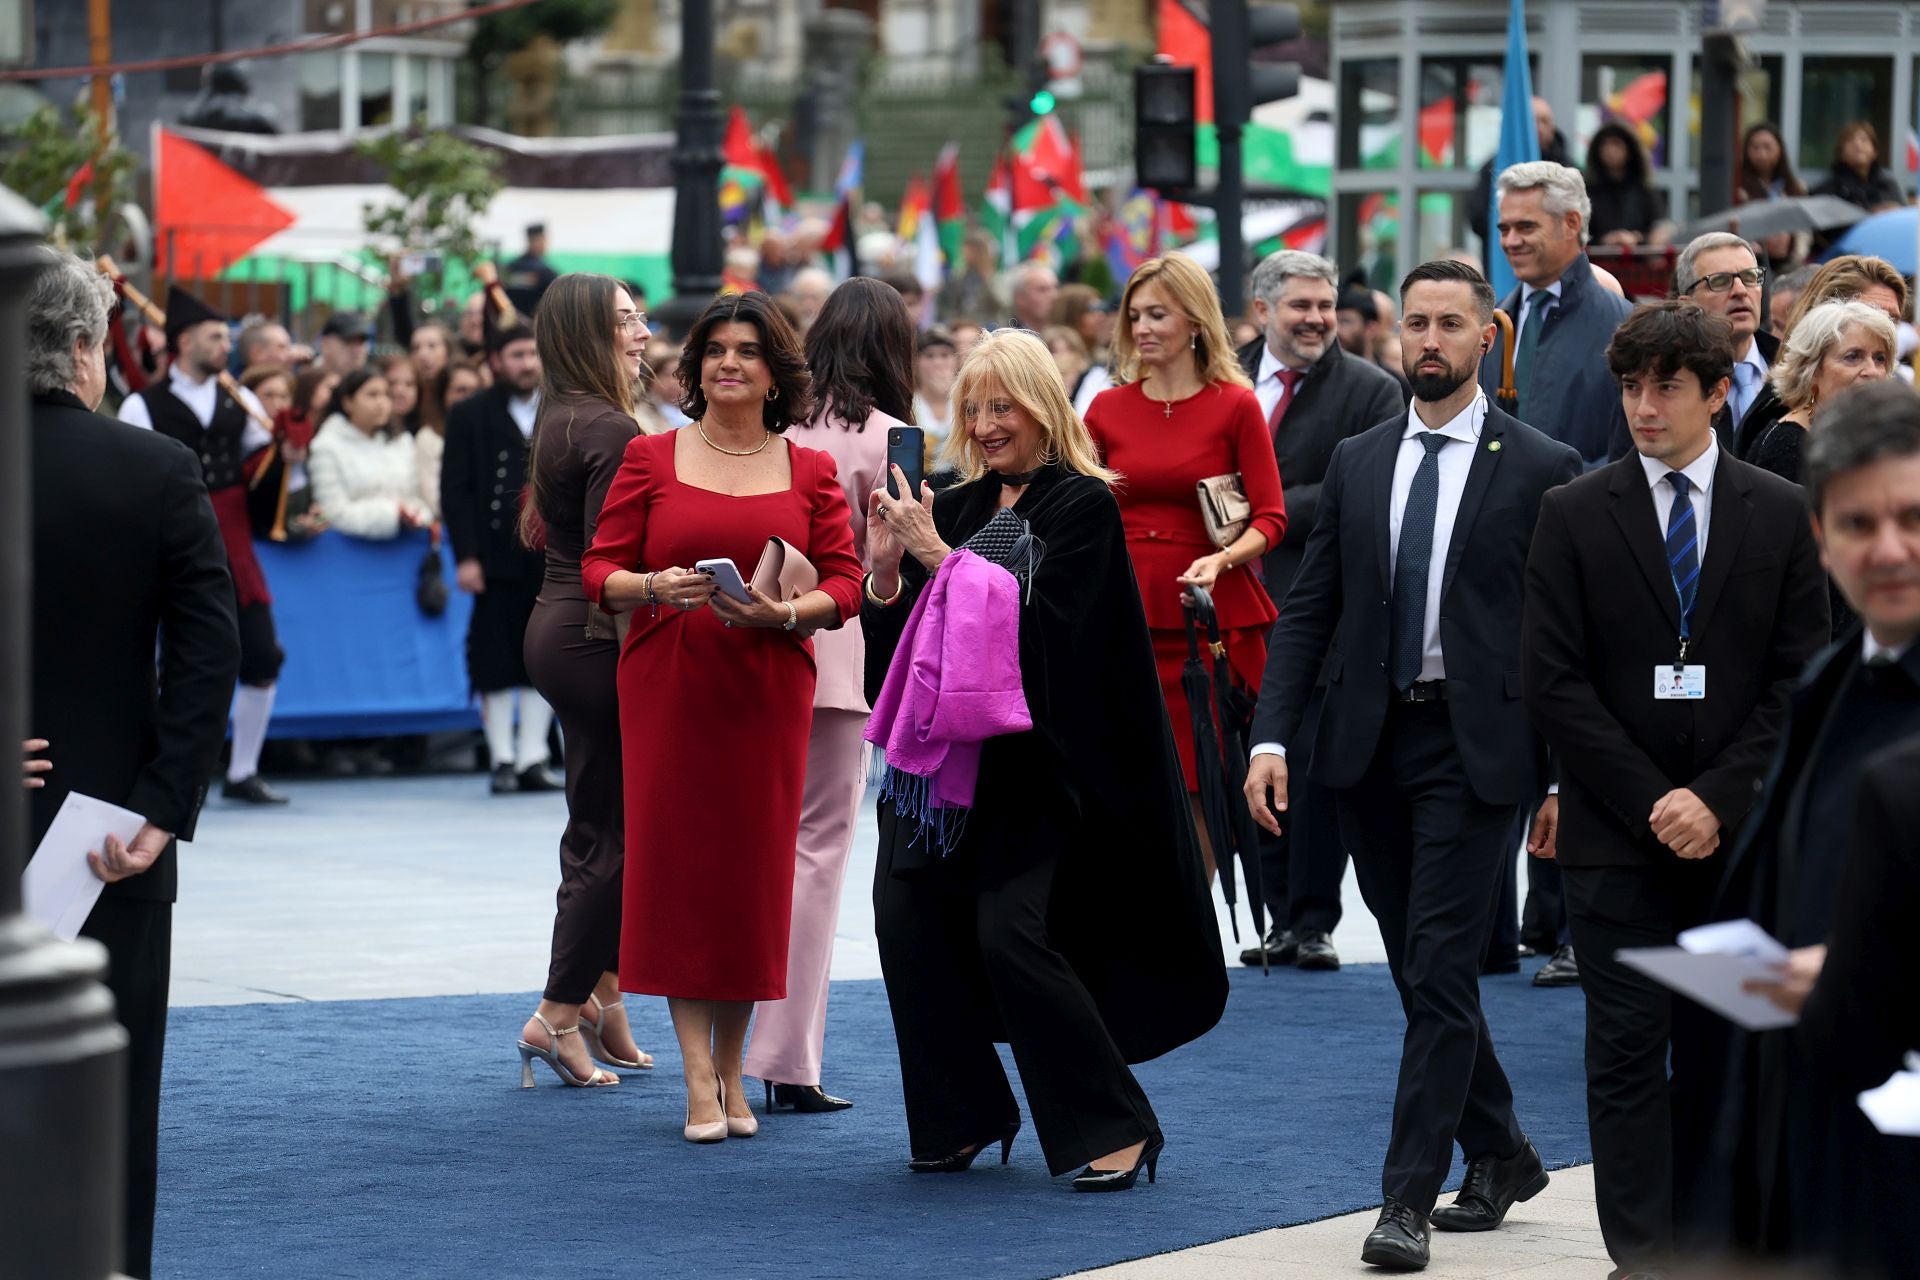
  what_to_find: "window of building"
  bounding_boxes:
[359,53,396,128]
[1799,56,1892,175]
[1339,59,1400,171]
[1338,190,1402,291]
[1416,189,1477,267]
[299,53,343,131]
[1417,58,1515,171]
[1687,53,1783,178]
[1577,54,1671,168]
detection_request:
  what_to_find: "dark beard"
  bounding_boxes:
[1409,363,1470,403]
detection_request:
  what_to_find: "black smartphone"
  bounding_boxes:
[887,426,926,501]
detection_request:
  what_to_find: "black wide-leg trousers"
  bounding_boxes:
[874,819,1158,1177]
[1335,700,1525,1214]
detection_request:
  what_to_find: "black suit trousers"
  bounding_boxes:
[80,897,172,1280]
[873,831,1158,1177]
[1256,684,1346,935]
[1336,701,1524,1212]
[1561,858,1721,1273]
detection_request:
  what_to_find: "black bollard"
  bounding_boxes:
[0,187,131,1279]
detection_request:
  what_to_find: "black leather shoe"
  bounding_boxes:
[1431,1138,1548,1232]
[1294,930,1340,970]
[1533,945,1580,988]
[222,775,289,805]
[1239,927,1297,967]
[1481,949,1522,976]
[765,1082,852,1113]
[490,764,518,794]
[517,763,563,792]
[1360,1199,1430,1270]
[1070,1135,1164,1192]
[907,1120,1019,1173]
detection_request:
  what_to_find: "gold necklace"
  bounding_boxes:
[1145,378,1193,419]
[697,421,773,456]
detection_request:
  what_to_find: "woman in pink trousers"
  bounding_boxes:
[746,277,916,1113]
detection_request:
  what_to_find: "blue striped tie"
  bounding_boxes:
[1666,472,1699,625]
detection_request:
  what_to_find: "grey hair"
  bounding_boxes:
[27,248,114,397]
[1497,161,1592,245]
[1249,250,1338,305]
[1806,378,1920,516]
[1768,299,1897,413]
[1674,233,1757,296]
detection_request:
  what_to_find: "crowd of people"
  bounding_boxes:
[20,144,1920,1280]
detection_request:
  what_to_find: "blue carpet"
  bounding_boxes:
[155,962,1588,1278]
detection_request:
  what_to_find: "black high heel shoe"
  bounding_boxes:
[1070,1135,1165,1192]
[763,1081,853,1113]
[907,1120,1021,1173]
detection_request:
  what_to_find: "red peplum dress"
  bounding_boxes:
[582,431,865,1001]
[1084,379,1287,791]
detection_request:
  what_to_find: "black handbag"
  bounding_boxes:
[959,509,1044,601]
[416,524,450,617]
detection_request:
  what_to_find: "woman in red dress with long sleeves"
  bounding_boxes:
[582,293,864,1143]
[1084,254,1286,877]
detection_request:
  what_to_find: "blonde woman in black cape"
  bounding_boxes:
[863,329,1226,1191]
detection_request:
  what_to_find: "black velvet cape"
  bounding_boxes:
[863,463,1228,1064]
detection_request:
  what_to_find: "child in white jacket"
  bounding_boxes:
[308,366,433,539]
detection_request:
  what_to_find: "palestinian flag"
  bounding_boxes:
[981,154,1016,267]
[932,143,965,269]
[821,190,855,279]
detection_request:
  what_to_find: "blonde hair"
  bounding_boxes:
[1768,299,1897,414]
[942,329,1118,485]
[1110,253,1253,391]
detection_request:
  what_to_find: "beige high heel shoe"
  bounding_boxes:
[516,1013,619,1089]
[685,1075,728,1144]
[578,994,653,1070]
[725,1076,758,1139]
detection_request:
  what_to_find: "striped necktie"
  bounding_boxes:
[1666,472,1700,626]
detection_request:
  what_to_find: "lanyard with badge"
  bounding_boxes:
[1654,586,1707,700]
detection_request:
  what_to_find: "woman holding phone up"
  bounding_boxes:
[745,277,915,1115]
[583,292,864,1143]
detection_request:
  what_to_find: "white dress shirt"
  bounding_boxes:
[1253,344,1309,423]
[1863,631,1913,665]
[119,365,274,454]
[507,392,539,438]
[1251,390,1487,760]
[1636,434,1719,568]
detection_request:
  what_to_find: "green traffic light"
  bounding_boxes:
[1029,89,1056,115]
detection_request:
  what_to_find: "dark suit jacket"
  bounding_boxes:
[1520,449,1829,866]
[1251,400,1581,807]
[1234,336,1405,602]
[1479,254,1634,466]
[442,385,545,582]
[1715,328,1781,457]
[28,391,241,903]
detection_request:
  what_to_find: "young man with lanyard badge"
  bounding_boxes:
[1520,301,1828,1280]
[119,288,290,806]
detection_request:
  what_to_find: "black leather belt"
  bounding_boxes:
[1397,680,1448,703]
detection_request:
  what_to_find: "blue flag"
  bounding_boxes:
[1490,0,1540,304]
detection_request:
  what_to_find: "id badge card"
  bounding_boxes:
[1654,665,1706,700]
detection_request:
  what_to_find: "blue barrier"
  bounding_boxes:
[255,530,480,739]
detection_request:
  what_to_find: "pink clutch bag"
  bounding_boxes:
[751,536,818,601]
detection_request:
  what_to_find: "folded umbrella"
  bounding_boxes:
[1683,194,1866,242]
[1180,590,1240,942]
[1181,586,1270,966]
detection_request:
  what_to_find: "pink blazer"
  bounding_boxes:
[789,403,901,713]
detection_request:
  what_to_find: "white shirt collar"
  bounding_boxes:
[1257,343,1307,384]
[1404,388,1487,443]
[168,364,215,393]
[1637,434,1719,498]
[1736,336,1769,377]
[1863,631,1913,664]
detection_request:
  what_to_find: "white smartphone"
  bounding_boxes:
[695,557,752,604]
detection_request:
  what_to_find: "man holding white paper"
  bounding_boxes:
[1708,384,1920,1277]
[27,250,241,1279]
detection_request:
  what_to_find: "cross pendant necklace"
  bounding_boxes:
[1162,397,1173,419]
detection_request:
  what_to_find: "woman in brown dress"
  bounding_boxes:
[513,273,657,1088]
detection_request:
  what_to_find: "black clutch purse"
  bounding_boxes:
[960,509,1045,601]
[415,526,450,617]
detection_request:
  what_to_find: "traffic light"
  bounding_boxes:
[1212,1,1302,129]
[1134,61,1197,190]
[1029,88,1057,116]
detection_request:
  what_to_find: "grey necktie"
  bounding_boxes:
[1389,433,1450,691]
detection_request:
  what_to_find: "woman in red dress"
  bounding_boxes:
[582,292,864,1143]
[1084,254,1286,877]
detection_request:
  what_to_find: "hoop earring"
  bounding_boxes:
[765,387,779,401]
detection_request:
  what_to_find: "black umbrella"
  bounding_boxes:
[1181,587,1270,967]
[1682,194,1866,241]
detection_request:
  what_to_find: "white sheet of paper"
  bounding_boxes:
[21,792,146,940]
[1858,1056,1920,1137]
[1617,919,1799,1031]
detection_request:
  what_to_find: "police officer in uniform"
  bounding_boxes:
[443,322,560,791]
[119,288,288,805]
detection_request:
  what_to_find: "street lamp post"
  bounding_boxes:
[0,190,132,1278]
[656,0,724,337]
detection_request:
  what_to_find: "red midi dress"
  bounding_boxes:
[582,431,865,1001]
[1084,380,1287,792]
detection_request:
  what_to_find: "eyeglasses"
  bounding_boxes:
[616,312,649,334]
[961,400,1017,422]
[1684,268,1765,294]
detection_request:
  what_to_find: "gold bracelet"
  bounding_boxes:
[864,573,903,607]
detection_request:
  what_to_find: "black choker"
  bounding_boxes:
[995,465,1047,487]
